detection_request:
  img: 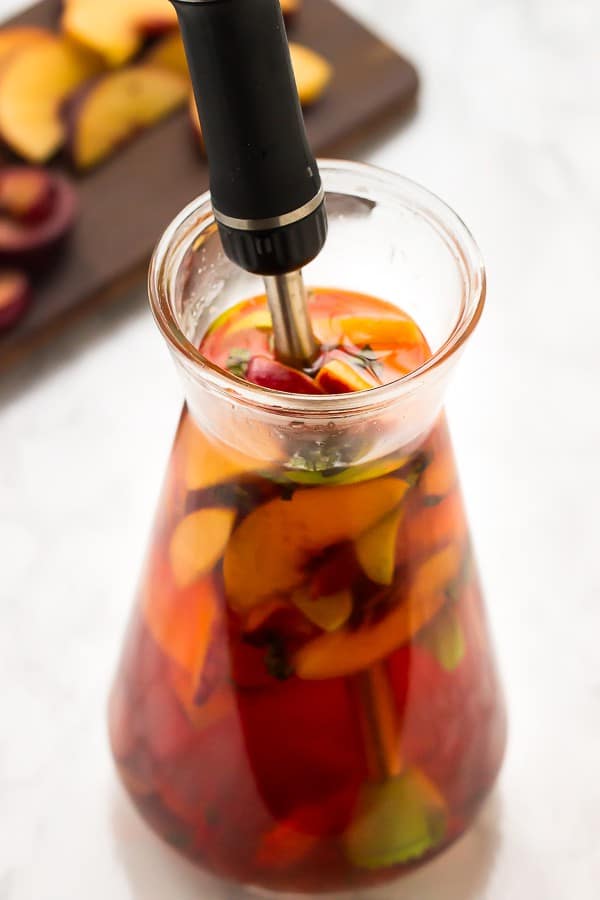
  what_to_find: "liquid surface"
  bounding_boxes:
[201,289,430,393]
[109,289,506,892]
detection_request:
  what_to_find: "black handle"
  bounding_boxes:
[171,0,327,275]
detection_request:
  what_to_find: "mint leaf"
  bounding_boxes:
[348,343,384,378]
[225,348,251,378]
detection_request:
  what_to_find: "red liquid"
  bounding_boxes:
[109,290,505,892]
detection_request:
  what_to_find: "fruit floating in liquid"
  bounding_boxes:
[109,288,506,893]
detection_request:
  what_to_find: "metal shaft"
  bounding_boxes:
[264,271,319,369]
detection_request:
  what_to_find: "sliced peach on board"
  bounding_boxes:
[355,502,407,586]
[144,564,220,677]
[294,543,463,679]
[289,43,332,106]
[187,43,329,152]
[0,36,103,163]
[145,31,188,77]
[66,64,187,170]
[169,508,236,588]
[316,359,375,393]
[223,477,410,612]
[62,0,178,67]
[0,270,31,332]
[0,27,52,66]
[188,91,204,150]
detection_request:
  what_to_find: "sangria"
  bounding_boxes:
[109,162,506,893]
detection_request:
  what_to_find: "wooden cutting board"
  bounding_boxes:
[0,0,418,371]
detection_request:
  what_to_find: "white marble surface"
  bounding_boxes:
[1,0,600,897]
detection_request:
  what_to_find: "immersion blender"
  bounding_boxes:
[171,0,325,369]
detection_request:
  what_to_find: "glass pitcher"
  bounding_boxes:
[108,161,506,894]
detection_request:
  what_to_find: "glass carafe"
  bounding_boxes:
[109,161,506,894]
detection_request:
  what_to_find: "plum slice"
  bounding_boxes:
[0,170,77,268]
[246,356,324,394]
[0,167,55,225]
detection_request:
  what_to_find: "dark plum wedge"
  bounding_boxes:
[0,169,77,268]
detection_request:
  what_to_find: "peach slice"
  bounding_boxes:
[144,562,220,677]
[169,661,234,731]
[256,817,318,871]
[227,309,273,336]
[169,508,236,588]
[223,477,410,612]
[187,42,329,151]
[0,270,31,332]
[289,43,332,107]
[316,359,375,393]
[355,503,407,586]
[0,37,103,163]
[203,301,271,338]
[341,315,423,348]
[419,422,457,499]
[62,0,178,67]
[188,91,204,150]
[294,543,462,679]
[396,488,467,567]
[66,64,187,170]
[316,315,423,350]
[179,414,266,492]
[145,31,188,77]
[292,588,353,632]
[0,27,52,66]
[281,0,302,23]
